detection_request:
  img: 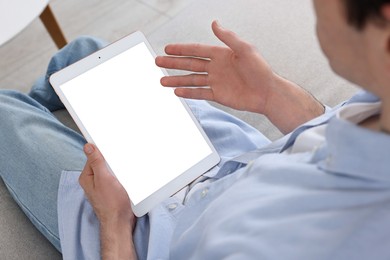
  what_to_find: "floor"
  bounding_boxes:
[0,0,195,93]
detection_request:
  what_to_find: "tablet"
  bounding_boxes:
[49,31,220,217]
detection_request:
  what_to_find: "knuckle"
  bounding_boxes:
[191,74,198,86]
[87,151,105,170]
[193,74,206,86]
[205,75,210,86]
[193,43,202,56]
[226,30,236,39]
[177,76,186,86]
[187,58,194,70]
[171,56,179,66]
[89,156,103,169]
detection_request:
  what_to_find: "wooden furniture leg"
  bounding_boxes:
[39,5,67,49]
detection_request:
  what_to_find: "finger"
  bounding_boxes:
[174,87,215,101]
[79,166,94,193]
[161,74,208,87]
[84,143,111,180]
[79,145,95,193]
[156,56,209,72]
[164,43,213,58]
[211,20,251,53]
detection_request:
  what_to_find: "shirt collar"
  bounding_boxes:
[281,91,381,153]
[319,102,390,182]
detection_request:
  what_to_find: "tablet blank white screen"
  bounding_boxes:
[59,42,212,205]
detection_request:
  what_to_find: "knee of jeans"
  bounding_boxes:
[0,91,20,118]
[0,90,24,105]
[47,36,108,77]
[69,35,107,54]
[0,90,49,114]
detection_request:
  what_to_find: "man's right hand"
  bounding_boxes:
[79,143,137,260]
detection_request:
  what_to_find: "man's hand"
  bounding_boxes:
[156,20,274,114]
[156,21,325,134]
[79,143,137,259]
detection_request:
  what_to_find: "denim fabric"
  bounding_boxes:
[0,36,107,251]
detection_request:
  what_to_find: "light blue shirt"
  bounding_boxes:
[58,91,390,259]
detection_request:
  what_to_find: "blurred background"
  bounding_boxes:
[0,0,195,93]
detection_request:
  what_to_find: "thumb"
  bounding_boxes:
[212,20,248,53]
[79,143,100,193]
[84,143,112,182]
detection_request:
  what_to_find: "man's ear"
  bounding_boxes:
[382,4,390,21]
[382,5,390,53]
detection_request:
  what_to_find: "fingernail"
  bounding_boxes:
[84,144,94,155]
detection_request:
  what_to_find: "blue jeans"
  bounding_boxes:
[0,36,270,254]
[0,36,106,252]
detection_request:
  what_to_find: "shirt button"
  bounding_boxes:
[168,203,178,211]
[201,188,209,198]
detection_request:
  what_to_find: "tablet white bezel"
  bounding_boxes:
[49,32,220,217]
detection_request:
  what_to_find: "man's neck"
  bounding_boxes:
[359,114,381,131]
[379,99,390,134]
[358,99,390,134]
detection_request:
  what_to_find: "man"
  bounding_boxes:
[1,0,389,259]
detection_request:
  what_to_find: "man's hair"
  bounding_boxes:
[344,0,390,29]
